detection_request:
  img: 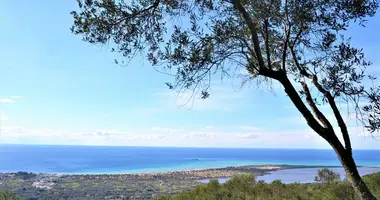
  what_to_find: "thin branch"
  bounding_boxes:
[289,46,352,153]
[292,27,304,47]
[264,18,272,69]
[311,75,353,153]
[230,0,266,70]
[282,24,291,72]
[301,82,334,130]
[278,76,328,139]
[110,0,161,26]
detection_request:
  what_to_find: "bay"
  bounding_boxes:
[0,144,379,175]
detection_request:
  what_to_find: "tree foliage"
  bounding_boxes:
[70,0,380,133]
[70,0,380,199]
[155,173,380,200]
[0,191,19,200]
[314,168,341,184]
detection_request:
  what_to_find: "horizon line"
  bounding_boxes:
[0,143,379,150]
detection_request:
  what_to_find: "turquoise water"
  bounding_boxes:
[0,144,379,174]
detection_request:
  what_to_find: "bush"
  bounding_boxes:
[155,172,380,200]
[0,191,19,200]
[314,168,341,184]
[14,172,37,180]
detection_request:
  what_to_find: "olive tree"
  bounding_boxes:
[70,0,380,199]
[314,168,341,184]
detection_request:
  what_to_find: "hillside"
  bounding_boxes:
[156,172,380,200]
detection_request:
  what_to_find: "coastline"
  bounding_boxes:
[2,164,379,177]
[2,164,380,200]
[2,145,379,176]
[1,164,373,178]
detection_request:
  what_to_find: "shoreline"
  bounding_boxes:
[2,165,380,200]
[2,164,378,177]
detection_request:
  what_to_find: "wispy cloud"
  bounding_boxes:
[152,83,249,112]
[356,127,380,138]
[1,124,378,148]
[180,131,222,140]
[0,115,8,121]
[135,135,165,140]
[0,126,167,146]
[0,96,23,103]
[240,126,261,131]
[10,96,23,99]
[151,127,179,133]
[0,98,14,103]
[81,130,131,137]
[236,133,260,139]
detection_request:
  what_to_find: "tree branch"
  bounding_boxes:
[311,75,352,154]
[292,26,304,47]
[301,82,334,130]
[231,0,266,71]
[109,0,161,26]
[264,18,272,69]
[278,76,328,139]
[289,46,352,153]
[282,25,291,72]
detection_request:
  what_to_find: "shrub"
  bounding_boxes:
[314,168,341,184]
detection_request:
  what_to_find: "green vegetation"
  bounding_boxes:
[14,172,37,180]
[0,191,19,200]
[314,168,341,184]
[4,179,23,188]
[1,168,379,200]
[63,182,81,188]
[156,171,380,200]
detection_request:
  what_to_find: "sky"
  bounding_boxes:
[0,1,380,149]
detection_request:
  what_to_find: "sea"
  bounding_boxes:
[0,144,379,183]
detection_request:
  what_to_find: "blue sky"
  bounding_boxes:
[0,1,379,149]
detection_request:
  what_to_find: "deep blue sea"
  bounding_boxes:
[0,145,379,176]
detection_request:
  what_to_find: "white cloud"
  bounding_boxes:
[152,82,249,112]
[0,126,169,146]
[0,126,62,138]
[240,126,261,131]
[182,131,206,138]
[10,96,23,99]
[85,130,131,137]
[0,98,14,103]
[356,127,380,138]
[0,115,8,121]
[0,96,23,103]
[181,131,221,139]
[236,133,260,139]
[1,123,378,149]
[358,132,372,137]
[1,126,25,135]
[135,135,165,140]
[151,127,179,132]
[72,131,166,144]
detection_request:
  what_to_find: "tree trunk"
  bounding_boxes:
[333,143,377,200]
[277,75,376,199]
